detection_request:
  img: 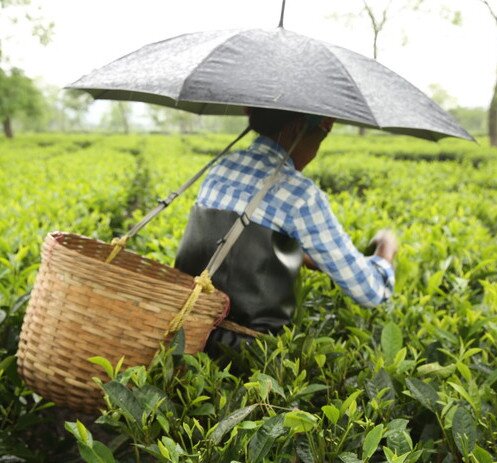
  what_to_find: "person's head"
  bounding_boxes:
[246,107,335,171]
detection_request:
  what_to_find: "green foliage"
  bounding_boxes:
[0,67,46,136]
[0,133,497,461]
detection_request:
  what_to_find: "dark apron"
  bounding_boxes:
[175,205,303,357]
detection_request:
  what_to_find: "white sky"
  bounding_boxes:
[3,0,497,108]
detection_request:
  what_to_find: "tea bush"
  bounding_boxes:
[1,133,497,462]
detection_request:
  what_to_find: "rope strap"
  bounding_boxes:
[105,235,129,263]
[163,270,214,340]
[162,124,308,340]
[104,125,251,264]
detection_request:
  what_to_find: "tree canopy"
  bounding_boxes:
[0,67,45,137]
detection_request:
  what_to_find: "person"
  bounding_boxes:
[175,107,398,358]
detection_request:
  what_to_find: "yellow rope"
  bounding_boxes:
[164,269,214,340]
[105,235,129,263]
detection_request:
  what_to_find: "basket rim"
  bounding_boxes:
[46,231,229,305]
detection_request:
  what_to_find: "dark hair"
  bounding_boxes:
[247,107,304,137]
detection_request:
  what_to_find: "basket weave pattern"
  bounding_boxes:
[17,232,230,413]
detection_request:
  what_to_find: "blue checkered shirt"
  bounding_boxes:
[197,135,395,307]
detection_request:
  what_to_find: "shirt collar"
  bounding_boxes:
[250,135,296,169]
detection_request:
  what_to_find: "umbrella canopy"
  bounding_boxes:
[67,27,473,142]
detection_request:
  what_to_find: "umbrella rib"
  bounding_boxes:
[324,47,380,127]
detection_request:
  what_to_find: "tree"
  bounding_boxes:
[26,85,93,132]
[479,0,497,146]
[0,0,54,65]
[428,83,458,111]
[147,105,200,133]
[450,106,487,135]
[0,0,53,136]
[0,67,45,137]
[100,101,133,133]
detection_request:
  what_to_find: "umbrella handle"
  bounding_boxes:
[105,125,251,264]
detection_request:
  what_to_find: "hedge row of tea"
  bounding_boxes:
[1,133,496,462]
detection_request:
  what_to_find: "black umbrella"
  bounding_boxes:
[67,3,473,142]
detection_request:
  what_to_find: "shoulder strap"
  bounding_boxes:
[205,125,307,276]
[105,126,251,263]
[163,125,309,341]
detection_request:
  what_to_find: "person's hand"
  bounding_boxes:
[370,229,398,263]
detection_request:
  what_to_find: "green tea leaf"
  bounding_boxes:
[210,404,257,445]
[248,414,285,463]
[339,452,363,463]
[386,430,412,454]
[322,404,340,424]
[88,356,114,379]
[362,424,384,460]
[456,362,472,381]
[472,445,494,463]
[381,322,403,364]
[366,369,395,401]
[383,447,409,463]
[252,372,286,399]
[114,356,125,377]
[295,434,314,463]
[78,441,116,463]
[452,406,476,455]
[426,270,445,295]
[405,377,439,412]
[447,382,478,412]
[0,355,15,373]
[294,383,329,399]
[340,390,363,417]
[385,419,409,435]
[171,328,185,356]
[283,410,319,433]
[77,420,91,446]
[417,362,456,378]
[192,403,215,416]
[133,384,167,413]
[315,353,326,368]
[102,381,143,423]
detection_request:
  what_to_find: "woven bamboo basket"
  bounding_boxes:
[17,231,230,413]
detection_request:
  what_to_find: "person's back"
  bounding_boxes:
[175,107,398,357]
[175,205,303,357]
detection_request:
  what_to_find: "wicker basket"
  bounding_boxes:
[16,232,230,413]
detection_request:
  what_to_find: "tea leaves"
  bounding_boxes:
[1,133,497,461]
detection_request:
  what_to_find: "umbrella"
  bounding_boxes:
[67,3,473,142]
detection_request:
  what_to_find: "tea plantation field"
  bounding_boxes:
[1,132,497,462]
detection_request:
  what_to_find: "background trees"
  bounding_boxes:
[0,67,45,137]
[0,0,494,139]
[0,0,53,137]
[479,0,497,146]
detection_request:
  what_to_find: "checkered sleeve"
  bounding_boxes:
[288,187,395,307]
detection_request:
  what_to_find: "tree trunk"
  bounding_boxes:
[489,74,497,147]
[118,102,129,134]
[3,116,13,138]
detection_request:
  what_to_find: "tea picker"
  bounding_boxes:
[17,0,473,413]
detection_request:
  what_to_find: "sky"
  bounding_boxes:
[3,0,497,114]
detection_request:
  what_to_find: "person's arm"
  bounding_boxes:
[289,189,396,308]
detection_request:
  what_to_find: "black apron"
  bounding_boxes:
[175,205,303,357]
